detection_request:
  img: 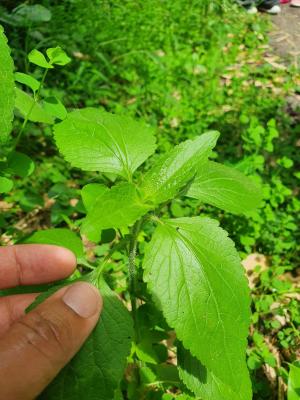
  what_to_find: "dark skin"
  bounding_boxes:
[0,244,102,400]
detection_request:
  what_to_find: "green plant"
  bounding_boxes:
[288,362,300,400]
[0,23,69,196]
[0,27,264,399]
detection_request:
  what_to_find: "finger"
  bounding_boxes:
[0,282,102,400]
[0,293,38,336]
[0,244,76,289]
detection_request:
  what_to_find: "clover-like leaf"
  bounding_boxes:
[143,217,251,396]
[46,47,71,66]
[187,161,262,214]
[28,49,53,69]
[140,132,219,205]
[54,108,156,179]
[0,26,15,143]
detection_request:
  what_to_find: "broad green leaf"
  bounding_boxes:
[178,344,249,400]
[0,177,13,193]
[38,277,133,400]
[43,96,67,120]
[14,72,40,92]
[81,182,150,242]
[186,161,262,214]
[46,46,71,66]
[140,132,219,205]
[7,151,35,178]
[134,340,160,365]
[288,364,300,400]
[81,183,107,212]
[143,217,251,396]
[81,183,108,242]
[22,228,84,258]
[54,108,156,179]
[13,4,52,24]
[28,49,53,69]
[0,26,15,143]
[15,87,54,124]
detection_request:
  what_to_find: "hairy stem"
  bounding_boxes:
[128,218,143,343]
[128,218,144,387]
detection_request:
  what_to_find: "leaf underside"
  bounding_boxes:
[187,161,262,214]
[54,108,156,179]
[143,217,251,399]
[0,25,15,143]
[36,278,133,400]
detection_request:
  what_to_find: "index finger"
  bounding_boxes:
[0,244,76,289]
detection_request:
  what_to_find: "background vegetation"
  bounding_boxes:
[0,0,299,399]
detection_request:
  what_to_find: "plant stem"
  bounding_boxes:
[128,218,144,388]
[128,218,143,343]
[95,237,129,279]
[14,68,49,148]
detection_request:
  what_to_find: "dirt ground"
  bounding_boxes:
[270,3,300,67]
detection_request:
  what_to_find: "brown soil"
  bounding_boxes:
[269,3,300,67]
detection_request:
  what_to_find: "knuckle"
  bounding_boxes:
[17,309,73,364]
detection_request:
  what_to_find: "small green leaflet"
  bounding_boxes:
[143,217,251,397]
[15,72,40,92]
[140,132,219,205]
[177,343,250,400]
[0,176,13,193]
[36,277,133,400]
[0,26,15,143]
[46,47,71,66]
[186,161,262,214]
[28,49,53,69]
[288,363,300,400]
[15,88,54,124]
[22,228,84,259]
[81,182,150,242]
[54,108,156,179]
[7,151,35,178]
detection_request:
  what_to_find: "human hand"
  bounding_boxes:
[0,244,102,400]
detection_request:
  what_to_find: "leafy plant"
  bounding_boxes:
[31,109,262,400]
[0,22,264,400]
[0,24,69,195]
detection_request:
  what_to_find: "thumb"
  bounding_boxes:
[0,281,102,400]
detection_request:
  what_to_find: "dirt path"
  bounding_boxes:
[269,4,300,67]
